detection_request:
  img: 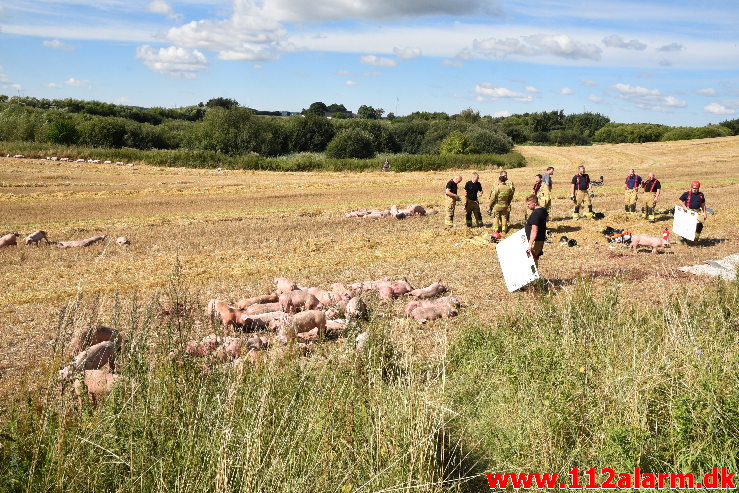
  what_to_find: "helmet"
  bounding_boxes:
[568,239,578,247]
[491,231,501,240]
[691,180,700,189]
[560,236,569,243]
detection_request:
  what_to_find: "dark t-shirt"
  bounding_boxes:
[446,180,458,195]
[571,173,590,191]
[679,191,705,209]
[464,181,482,201]
[525,207,548,241]
[625,175,642,189]
[642,179,661,192]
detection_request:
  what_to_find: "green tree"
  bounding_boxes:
[455,107,481,123]
[46,119,80,145]
[287,115,335,153]
[206,97,240,110]
[304,102,328,116]
[440,131,475,155]
[325,129,376,158]
[357,105,383,120]
[465,128,512,154]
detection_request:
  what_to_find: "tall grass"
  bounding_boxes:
[0,142,525,172]
[2,279,737,492]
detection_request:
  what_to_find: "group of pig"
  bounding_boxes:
[345,204,437,219]
[5,154,136,167]
[0,230,130,248]
[58,325,125,406]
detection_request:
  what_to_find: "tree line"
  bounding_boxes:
[0,95,736,159]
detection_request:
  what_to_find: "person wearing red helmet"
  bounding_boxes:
[678,180,707,242]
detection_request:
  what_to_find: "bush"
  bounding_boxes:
[324,129,376,159]
[439,131,475,155]
[465,128,513,154]
[78,117,127,148]
[286,115,335,153]
[549,129,591,146]
[389,121,430,154]
[46,119,79,145]
[661,125,732,141]
[594,123,669,143]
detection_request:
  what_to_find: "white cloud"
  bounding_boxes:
[493,110,511,117]
[360,55,396,67]
[393,46,422,60]
[472,34,602,61]
[65,78,91,87]
[697,88,717,96]
[345,80,358,86]
[475,83,533,102]
[611,83,687,112]
[602,34,646,50]
[261,0,503,22]
[581,79,597,86]
[363,71,381,77]
[45,82,62,88]
[136,45,208,78]
[560,87,574,95]
[252,63,263,69]
[165,1,289,62]
[147,0,182,20]
[42,39,73,51]
[442,59,463,67]
[587,95,603,103]
[657,42,683,52]
[704,103,734,115]
[658,58,671,67]
[525,85,539,93]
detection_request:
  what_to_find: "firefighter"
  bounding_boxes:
[444,175,463,228]
[539,166,554,212]
[487,170,515,234]
[525,194,548,268]
[640,172,661,222]
[464,172,484,228]
[570,165,594,219]
[678,180,707,242]
[624,168,642,213]
[527,173,544,221]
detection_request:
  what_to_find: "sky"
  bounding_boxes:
[0,0,737,125]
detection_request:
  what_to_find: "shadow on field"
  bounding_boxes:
[549,224,581,233]
[434,428,490,492]
[697,237,726,247]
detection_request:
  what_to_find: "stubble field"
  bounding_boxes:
[0,136,738,491]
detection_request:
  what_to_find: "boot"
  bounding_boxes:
[584,206,594,218]
[647,207,655,222]
[631,204,637,213]
[624,205,630,212]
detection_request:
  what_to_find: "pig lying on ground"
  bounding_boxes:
[307,287,339,305]
[405,296,461,318]
[115,236,130,246]
[235,293,279,310]
[184,334,254,362]
[326,319,349,337]
[67,325,124,355]
[59,341,116,380]
[57,235,107,248]
[391,280,413,296]
[277,310,326,344]
[409,281,448,299]
[279,291,321,313]
[207,300,246,329]
[0,233,19,248]
[24,230,49,246]
[274,277,298,294]
[72,370,123,406]
[245,302,282,315]
[330,283,354,300]
[408,301,459,324]
[241,311,288,331]
[629,233,670,254]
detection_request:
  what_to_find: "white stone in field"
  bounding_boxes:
[679,253,739,281]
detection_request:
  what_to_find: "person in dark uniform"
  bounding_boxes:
[678,180,707,242]
[464,172,484,227]
[525,194,548,268]
[570,165,594,219]
[382,159,390,172]
[444,175,462,228]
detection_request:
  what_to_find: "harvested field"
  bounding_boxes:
[1,137,738,392]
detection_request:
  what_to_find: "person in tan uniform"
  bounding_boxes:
[570,165,594,219]
[640,172,661,222]
[444,175,462,228]
[623,168,642,213]
[487,170,515,234]
[538,166,554,211]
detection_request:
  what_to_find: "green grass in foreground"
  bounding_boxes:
[0,142,525,172]
[1,279,737,492]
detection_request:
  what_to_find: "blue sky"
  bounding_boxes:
[1,0,737,125]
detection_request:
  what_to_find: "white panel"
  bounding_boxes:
[495,228,540,292]
[672,206,698,241]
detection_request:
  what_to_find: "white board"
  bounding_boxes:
[672,206,698,241]
[495,228,540,292]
